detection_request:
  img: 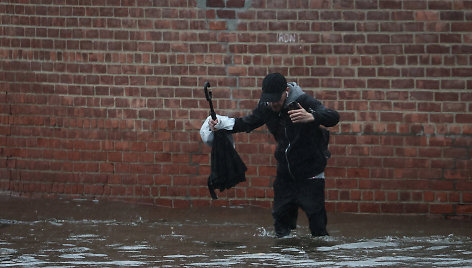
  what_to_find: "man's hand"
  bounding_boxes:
[209,118,218,131]
[288,103,315,123]
[207,115,235,131]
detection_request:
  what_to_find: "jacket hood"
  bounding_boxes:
[284,82,304,108]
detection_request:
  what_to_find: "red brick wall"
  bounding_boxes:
[1,0,471,217]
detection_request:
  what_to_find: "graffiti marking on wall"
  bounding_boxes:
[277,33,297,43]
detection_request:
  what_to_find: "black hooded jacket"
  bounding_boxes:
[231,84,339,180]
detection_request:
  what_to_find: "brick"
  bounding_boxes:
[381,203,403,213]
[404,1,427,9]
[309,0,330,8]
[392,11,414,20]
[347,168,369,178]
[452,22,472,32]
[430,204,454,214]
[442,79,466,89]
[360,203,380,213]
[452,68,472,77]
[368,79,390,89]
[379,0,401,9]
[381,22,402,32]
[405,203,429,214]
[207,0,225,7]
[358,68,376,77]
[463,193,472,203]
[356,22,379,33]
[456,205,472,214]
[335,202,358,213]
[217,9,236,19]
[416,11,439,21]
[344,79,366,88]
[209,21,226,31]
[334,22,355,31]
[227,0,245,8]
[456,114,472,123]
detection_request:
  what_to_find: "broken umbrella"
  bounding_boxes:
[203,81,247,199]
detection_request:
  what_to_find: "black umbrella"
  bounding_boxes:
[204,82,247,199]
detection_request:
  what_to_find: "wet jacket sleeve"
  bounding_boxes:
[301,95,339,127]
[231,102,267,133]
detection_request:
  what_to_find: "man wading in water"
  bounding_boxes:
[209,73,339,237]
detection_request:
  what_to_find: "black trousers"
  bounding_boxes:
[272,168,328,237]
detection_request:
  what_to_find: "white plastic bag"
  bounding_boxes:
[200,115,235,147]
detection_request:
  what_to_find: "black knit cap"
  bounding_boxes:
[260,73,287,102]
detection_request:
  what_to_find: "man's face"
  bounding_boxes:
[269,88,288,112]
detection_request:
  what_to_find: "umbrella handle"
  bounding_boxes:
[204,81,217,120]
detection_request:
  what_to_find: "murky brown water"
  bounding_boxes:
[1,195,471,267]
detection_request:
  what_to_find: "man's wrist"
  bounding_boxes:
[308,108,315,121]
[308,108,319,124]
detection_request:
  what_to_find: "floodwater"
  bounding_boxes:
[1,196,471,267]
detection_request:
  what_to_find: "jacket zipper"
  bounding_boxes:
[284,126,295,180]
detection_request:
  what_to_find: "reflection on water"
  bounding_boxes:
[1,197,471,267]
